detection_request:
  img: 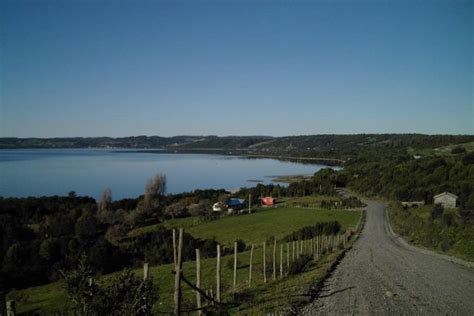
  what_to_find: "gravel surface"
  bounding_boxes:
[301,200,474,315]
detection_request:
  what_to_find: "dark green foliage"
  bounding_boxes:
[442,212,455,228]
[463,152,474,165]
[287,255,313,275]
[347,146,474,206]
[451,146,466,154]
[61,256,158,315]
[431,204,444,219]
[235,239,246,252]
[390,204,474,261]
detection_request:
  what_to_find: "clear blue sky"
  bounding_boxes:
[1,0,472,137]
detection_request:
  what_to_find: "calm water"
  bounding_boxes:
[0,149,335,199]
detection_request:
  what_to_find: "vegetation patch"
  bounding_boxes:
[389,203,474,262]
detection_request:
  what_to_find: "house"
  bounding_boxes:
[433,192,458,209]
[212,202,225,212]
[261,197,275,207]
[226,198,247,214]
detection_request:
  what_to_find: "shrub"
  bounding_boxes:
[235,239,246,252]
[431,204,444,220]
[451,146,466,154]
[442,212,455,228]
[287,255,312,275]
[61,256,158,315]
[463,152,474,165]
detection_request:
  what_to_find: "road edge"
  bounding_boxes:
[289,209,367,315]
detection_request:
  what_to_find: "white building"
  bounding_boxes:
[433,192,458,209]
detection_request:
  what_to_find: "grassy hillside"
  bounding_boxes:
[130,206,361,247]
[9,206,362,314]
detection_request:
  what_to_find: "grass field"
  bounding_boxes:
[130,205,359,247]
[9,206,362,314]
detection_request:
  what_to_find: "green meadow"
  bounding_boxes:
[9,206,362,314]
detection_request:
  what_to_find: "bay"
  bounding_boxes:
[0,149,336,199]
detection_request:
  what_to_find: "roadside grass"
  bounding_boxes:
[389,204,474,262]
[130,206,360,247]
[10,207,362,314]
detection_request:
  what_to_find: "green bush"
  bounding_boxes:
[431,204,444,219]
[287,255,313,275]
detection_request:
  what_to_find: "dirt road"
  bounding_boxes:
[301,200,474,315]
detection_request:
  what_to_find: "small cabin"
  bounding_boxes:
[433,192,458,209]
[261,197,275,206]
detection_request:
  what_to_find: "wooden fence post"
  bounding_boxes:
[317,235,320,258]
[263,242,267,283]
[280,243,283,278]
[272,239,277,281]
[172,229,177,266]
[249,244,254,288]
[143,263,149,281]
[296,240,299,257]
[216,244,221,302]
[174,228,183,316]
[286,242,290,270]
[292,240,295,261]
[233,241,238,290]
[196,249,202,315]
[6,301,16,316]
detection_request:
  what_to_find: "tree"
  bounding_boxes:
[75,211,98,244]
[98,188,113,224]
[144,173,167,209]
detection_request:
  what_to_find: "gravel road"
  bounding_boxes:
[301,200,474,315]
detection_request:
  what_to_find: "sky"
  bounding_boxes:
[1,0,472,137]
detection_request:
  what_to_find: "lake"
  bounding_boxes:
[0,149,337,199]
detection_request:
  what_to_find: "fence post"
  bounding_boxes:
[296,239,299,257]
[249,244,254,288]
[6,301,16,316]
[233,241,238,290]
[196,249,202,315]
[286,242,290,270]
[272,239,277,281]
[292,240,295,261]
[263,242,267,283]
[172,229,177,266]
[173,228,183,316]
[216,244,221,302]
[143,263,149,281]
[317,235,320,258]
[280,243,283,278]
[249,194,252,214]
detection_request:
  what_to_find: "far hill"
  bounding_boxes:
[3,134,473,162]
